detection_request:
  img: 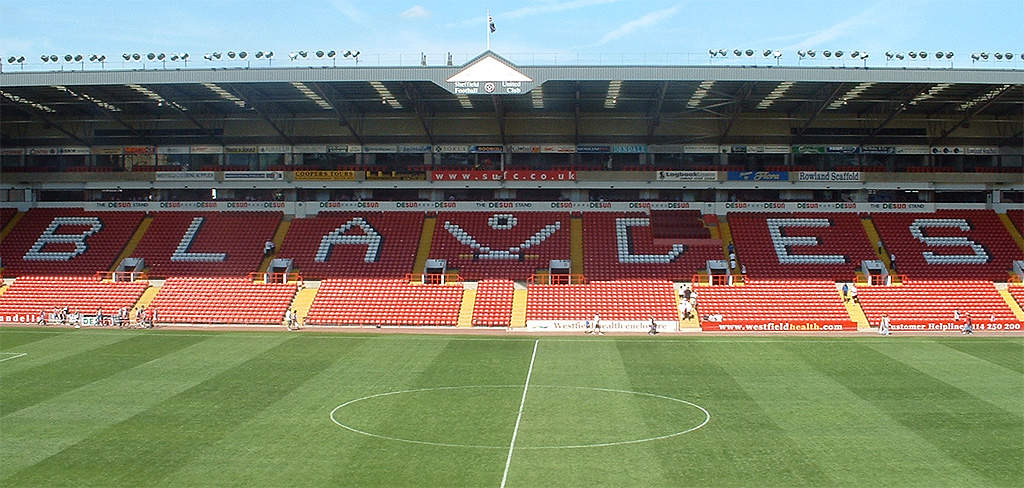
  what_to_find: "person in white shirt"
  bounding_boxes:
[593,313,603,335]
[878,314,891,336]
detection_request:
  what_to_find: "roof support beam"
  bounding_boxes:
[225,84,294,145]
[719,82,754,142]
[933,84,1015,144]
[155,85,226,145]
[8,105,92,146]
[402,83,434,145]
[997,129,1023,147]
[797,83,845,138]
[491,95,507,146]
[75,88,157,145]
[573,82,581,145]
[646,81,669,140]
[858,84,930,147]
[309,82,363,145]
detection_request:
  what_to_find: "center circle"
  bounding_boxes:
[329,385,710,449]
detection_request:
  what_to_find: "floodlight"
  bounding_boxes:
[74,54,83,61]
[147,53,155,60]
[238,51,247,59]
[709,49,716,56]
[265,51,272,58]
[171,54,179,61]
[97,55,105,62]
[213,52,221,59]
[132,53,141,60]
[835,50,843,57]
[773,50,782,58]
[807,50,815,57]
[909,51,917,58]
[895,53,904,60]
[122,53,131,60]
[289,52,298,60]
[227,51,236,58]
[946,52,953,58]
[970,53,979,60]
[851,51,859,58]
[1005,52,1013,60]
[64,54,72,61]
[995,52,1004,59]
[918,51,926,58]
[50,55,59,62]
[299,51,308,57]
[935,51,943,59]
[6,56,14,63]
[89,54,97,61]
[763,49,771,57]
[745,49,753,56]
[860,53,869,59]
[42,55,49,62]
[181,53,189,60]
[885,51,893,59]
[327,50,336,58]
[352,51,359,58]
[316,50,324,58]
[980,52,988,59]
[718,49,726,56]
[733,49,741,56]
[17,56,25,62]
[255,51,264,58]
[798,50,806,58]
[823,50,832,57]
[157,53,165,60]
[204,53,213,60]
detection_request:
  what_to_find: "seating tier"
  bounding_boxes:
[1009,210,1024,235]
[430,212,570,280]
[526,280,678,322]
[583,212,720,281]
[148,277,297,325]
[472,280,514,327]
[693,281,851,325]
[871,210,1022,280]
[306,279,463,326]
[278,212,423,279]
[0,276,148,322]
[0,208,143,276]
[857,281,1017,326]
[728,212,877,280]
[131,212,281,277]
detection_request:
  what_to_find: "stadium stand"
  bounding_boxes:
[0,208,144,276]
[728,213,877,280]
[0,208,17,229]
[147,277,297,325]
[525,280,678,324]
[649,210,710,238]
[1009,210,1024,235]
[305,279,463,326]
[1008,286,1024,310]
[693,280,853,327]
[583,212,720,280]
[871,210,1023,280]
[277,212,423,279]
[430,212,570,280]
[0,276,149,323]
[857,281,1017,326]
[472,279,514,327]
[131,212,282,277]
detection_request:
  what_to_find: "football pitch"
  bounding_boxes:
[1,328,1021,487]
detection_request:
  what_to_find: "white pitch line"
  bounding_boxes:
[0,352,27,362]
[500,339,538,488]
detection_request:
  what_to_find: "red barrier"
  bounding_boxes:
[701,321,858,332]
[888,321,1022,332]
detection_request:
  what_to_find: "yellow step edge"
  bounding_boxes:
[838,288,871,330]
[0,211,25,243]
[412,216,437,275]
[289,287,319,324]
[997,287,1024,322]
[456,288,477,327]
[111,216,154,272]
[676,285,700,330]
[570,216,584,275]
[257,217,292,273]
[861,217,894,274]
[996,213,1024,254]
[510,289,528,328]
[132,286,160,315]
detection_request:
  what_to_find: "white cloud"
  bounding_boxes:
[783,3,885,51]
[597,4,683,46]
[401,5,430,19]
[448,0,621,27]
[331,0,367,23]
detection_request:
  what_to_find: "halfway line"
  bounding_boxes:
[500,339,539,488]
[0,352,28,362]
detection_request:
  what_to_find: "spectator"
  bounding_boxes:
[961,313,973,335]
[842,283,849,302]
[889,253,897,272]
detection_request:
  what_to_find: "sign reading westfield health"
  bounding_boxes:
[431,170,576,181]
[443,51,535,95]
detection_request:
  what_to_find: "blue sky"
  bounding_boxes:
[1,0,1022,68]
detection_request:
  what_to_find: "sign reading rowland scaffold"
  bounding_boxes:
[443,51,536,95]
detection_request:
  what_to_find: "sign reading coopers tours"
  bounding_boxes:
[444,52,535,95]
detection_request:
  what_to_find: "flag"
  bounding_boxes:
[488,15,496,33]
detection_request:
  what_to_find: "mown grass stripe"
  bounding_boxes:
[791,342,1023,487]
[0,335,289,480]
[0,328,69,350]
[934,339,1024,375]
[0,334,206,417]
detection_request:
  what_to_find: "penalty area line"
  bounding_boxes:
[500,339,539,488]
[0,352,27,362]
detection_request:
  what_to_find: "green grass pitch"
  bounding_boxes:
[1,327,1021,487]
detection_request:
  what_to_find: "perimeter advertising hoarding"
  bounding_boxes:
[154,171,216,182]
[702,322,858,332]
[888,321,1022,332]
[222,171,285,181]
[656,171,718,182]
[429,170,576,181]
[797,171,862,182]
[726,171,789,181]
[365,170,427,181]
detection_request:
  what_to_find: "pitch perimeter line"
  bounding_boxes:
[501,339,538,488]
[0,352,27,362]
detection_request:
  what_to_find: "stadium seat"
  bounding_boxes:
[526,280,678,323]
[148,277,297,325]
[693,280,852,326]
[305,279,463,326]
[857,281,1017,326]
[0,208,143,276]
[0,276,149,323]
[430,212,570,280]
[583,212,720,280]
[472,280,514,327]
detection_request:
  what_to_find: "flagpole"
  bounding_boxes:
[486,10,491,51]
